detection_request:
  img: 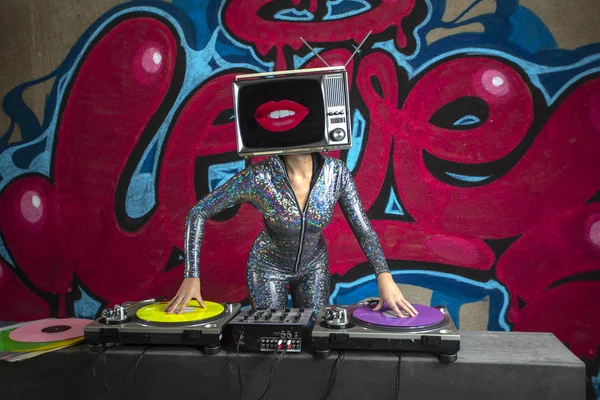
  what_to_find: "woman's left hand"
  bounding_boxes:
[374,272,418,318]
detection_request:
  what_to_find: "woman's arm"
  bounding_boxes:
[337,163,390,276]
[184,166,255,278]
[166,166,255,314]
[338,163,417,317]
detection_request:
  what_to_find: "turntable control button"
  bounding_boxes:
[421,336,441,345]
[329,333,350,344]
[285,308,291,313]
[100,328,118,339]
[182,330,203,340]
[299,308,305,313]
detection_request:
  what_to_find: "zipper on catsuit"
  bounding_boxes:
[277,157,316,273]
[294,185,315,272]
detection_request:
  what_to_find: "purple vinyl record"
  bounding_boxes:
[352,304,444,328]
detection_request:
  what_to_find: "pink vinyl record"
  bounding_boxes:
[9,318,92,343]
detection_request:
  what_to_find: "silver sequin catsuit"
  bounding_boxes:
[184,153,390,311]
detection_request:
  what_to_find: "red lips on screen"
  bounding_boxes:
[255,100,309,132]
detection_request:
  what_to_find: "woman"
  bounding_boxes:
[165,152,417,318]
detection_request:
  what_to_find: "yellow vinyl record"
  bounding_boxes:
[135,300,224,324]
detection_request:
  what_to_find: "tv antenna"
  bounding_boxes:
[299,37,331,67]
[344,30,372,67]
[299,30,372,69]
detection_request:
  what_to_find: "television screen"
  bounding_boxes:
[236,77,325,149]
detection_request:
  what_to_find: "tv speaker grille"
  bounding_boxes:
[325,75,345,108]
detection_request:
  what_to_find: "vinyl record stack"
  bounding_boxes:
[0,318,92,362]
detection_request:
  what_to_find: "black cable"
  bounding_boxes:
[91,349,104,380]
[102,348,118,400]
[257,341,289,400]
[236,337,289,400]
[265,347,288,400]
[237,333,245,400]
[254,343,280,400]
[395,352,402,400]
[268,345,280,373]
[259,350,285,400]
[133,346,150,400]
[323,350,345,400]
[91,347,118,400]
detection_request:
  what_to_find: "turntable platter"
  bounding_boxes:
[135,300,225,326]
[351,304,447,332]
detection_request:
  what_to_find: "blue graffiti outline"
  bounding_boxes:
[208,159,246,192]
[324,0,372,21]
[384,188,405,215]
[270,0,373,22]
[274,8,314,21]
[346,108,365,172]
[592,370,600,399]
[73,283,103,319]
[453,115,481,126]
[445,172,490,182]
[0,239,13,267]
[293,47,325,69]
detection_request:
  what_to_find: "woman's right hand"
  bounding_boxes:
[164,278,206,314]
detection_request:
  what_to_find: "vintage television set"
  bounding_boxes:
[232,66,352,157]
[232,33,371,158]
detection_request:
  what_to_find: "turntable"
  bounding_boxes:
[84,298,240,354]
[310,300,460,363]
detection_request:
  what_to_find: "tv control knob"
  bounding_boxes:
[329,128,345,142]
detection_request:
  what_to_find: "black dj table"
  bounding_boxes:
[1,331,585,400]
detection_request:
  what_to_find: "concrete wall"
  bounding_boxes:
[1,0,599,397]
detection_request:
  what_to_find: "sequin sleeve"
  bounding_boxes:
[184,167,255,278]
[337,163,391,276]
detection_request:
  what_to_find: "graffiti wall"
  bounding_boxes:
[1,0,599,396]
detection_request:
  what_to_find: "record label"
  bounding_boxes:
[41,325,71,334]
